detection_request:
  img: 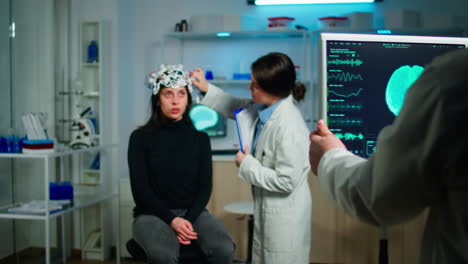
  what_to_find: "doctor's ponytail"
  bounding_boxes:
[292,81,306,101]
[252,52,306,101]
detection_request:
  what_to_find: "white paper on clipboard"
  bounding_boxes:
[234,105,257,153]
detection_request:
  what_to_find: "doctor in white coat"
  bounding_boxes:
[191,52,312,264]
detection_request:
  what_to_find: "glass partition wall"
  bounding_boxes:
[0,0,58,262]
[0,0,14,259]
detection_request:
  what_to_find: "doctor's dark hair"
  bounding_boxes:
[251,52,305,101]
[141,86,194,130]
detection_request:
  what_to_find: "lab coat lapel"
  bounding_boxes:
[254,96,291,160]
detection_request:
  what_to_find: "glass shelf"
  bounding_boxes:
[0,144,115,159]
[210,79,310,86]
[83,90,100,97]
[211,80,251,85]
[310,27,464,36]
[166,30,308,40]
[0,193,117,220]
[81,62,100,67]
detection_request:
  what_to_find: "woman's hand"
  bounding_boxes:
[177,234,191,245]
[190,68,209,93]
[235,146,249,167]
[170,217,198,244]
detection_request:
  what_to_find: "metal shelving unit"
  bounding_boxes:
[0,144,117,264]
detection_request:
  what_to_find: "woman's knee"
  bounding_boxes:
[145,247,178,264]
[212,238,235,258]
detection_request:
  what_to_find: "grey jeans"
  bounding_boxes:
[133,209,235,264]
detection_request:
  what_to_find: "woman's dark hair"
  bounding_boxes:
[141,86,194,130]
[251,52,306,101]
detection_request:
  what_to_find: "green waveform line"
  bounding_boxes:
[329,119,362,126]
[328,72,363,82]
[335,132,364,140]
[328,59,363,67]
[329,104,363,111]
[329,88,363,97]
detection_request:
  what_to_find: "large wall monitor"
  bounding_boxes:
[319,33,468,158]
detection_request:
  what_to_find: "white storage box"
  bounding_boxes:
[422,15,456,29]
[385,9,420,29]
[348,12,373,30]
[318,17,349,30]
[190,15,256,32]
[223,14,256,31]
[190,15,222,32]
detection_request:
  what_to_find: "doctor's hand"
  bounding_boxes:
[309,120,347,175]
[235,146,249,167]
[190,68,209,93]
[171,217,198,245]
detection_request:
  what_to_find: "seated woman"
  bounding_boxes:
[127,64,235,264]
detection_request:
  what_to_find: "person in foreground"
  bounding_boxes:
[191,52,312,264]
[127,64,234,264]
[309,49,468,264]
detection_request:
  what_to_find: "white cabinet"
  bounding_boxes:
[79,21,101,97]
[75,20,116,261]
[0,145,117,264]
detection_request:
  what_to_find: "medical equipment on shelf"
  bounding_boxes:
[19,113,55,153]
[70,107,98,149]
[21,113,48,140]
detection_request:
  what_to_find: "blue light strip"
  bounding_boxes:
[216,32,232,37]
[255,0,374,4]
[377,29,392,34]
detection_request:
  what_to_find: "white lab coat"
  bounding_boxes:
[201,84,312,264]
[317,49,468,263]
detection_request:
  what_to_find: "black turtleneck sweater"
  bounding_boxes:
[127,120,212,225]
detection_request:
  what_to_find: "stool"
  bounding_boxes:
[224,201,254,264]
[126,238,208,264]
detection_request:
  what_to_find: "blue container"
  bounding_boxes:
[0,137,7,153]
[87,40,99,63]
[205,70,214,80]
[232,73,251,80]
[8,135,18,153]
[50,181,74,202]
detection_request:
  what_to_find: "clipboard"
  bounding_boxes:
[234,106,256,153]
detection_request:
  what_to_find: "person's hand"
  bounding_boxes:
[235,146,249,167]
[177,234,191,245]
[190,68,209,93]
[170,217,198,244]
[309,119,347,175]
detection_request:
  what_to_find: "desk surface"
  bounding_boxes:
[224,201,254,215]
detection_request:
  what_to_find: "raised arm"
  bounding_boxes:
[191,68,252,119]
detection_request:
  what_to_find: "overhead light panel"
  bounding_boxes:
[249,0,379,5]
